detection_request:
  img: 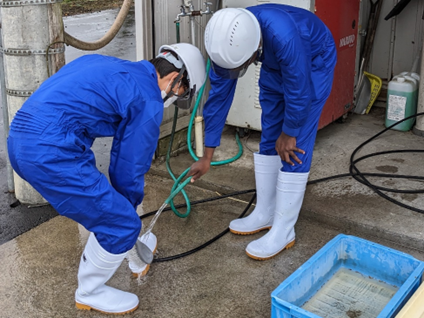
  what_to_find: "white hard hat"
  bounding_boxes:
[158,43,206,102]
[205,8,261,78]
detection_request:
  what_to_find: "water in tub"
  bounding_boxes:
[302,267,398,318]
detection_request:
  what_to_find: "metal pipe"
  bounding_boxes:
[135,0,154,61]
[174,1,213,158]
[190,16,196,48]
[175,2,213,22]
[413,37,424,136]
[387,0,397,80]
[0,19,14,192]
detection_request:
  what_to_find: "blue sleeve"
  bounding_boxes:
[109,96,162,209]
[203,67,238,147]
[275,34,312,137]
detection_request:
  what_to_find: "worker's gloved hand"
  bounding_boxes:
[275,131,305,166]
[188,157,211,182]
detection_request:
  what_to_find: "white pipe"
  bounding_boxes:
[190,16,196,48]
[194,116,204,157]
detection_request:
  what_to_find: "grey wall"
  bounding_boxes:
[152,0,218,125]
[362,0,424,80]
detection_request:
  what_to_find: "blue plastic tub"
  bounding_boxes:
[271,234,424,318]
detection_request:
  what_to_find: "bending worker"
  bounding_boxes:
[189,5,337,260]
[8,43,206,314]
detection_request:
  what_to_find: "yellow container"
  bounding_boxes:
[364,71,382,114]
[396,282,424,318]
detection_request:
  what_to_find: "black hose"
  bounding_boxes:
[349,112,424,213]
[141,112,424,262]
[384,0,412,20]
[152,193,256,263]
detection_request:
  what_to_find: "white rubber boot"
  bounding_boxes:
[246,171,309,260]
[129,232,158,277]
[75,233,139,314]
[229,153,282,235]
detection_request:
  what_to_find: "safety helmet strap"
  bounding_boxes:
[163,65,192,102]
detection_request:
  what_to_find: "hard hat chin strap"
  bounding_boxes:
[164,65,189,100]
[254,46,263,66]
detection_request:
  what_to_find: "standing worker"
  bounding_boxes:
[7,43,206,314]
[189,5,337,260]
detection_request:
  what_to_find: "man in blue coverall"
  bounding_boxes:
[188,5,337,261]
[7,43,205,314]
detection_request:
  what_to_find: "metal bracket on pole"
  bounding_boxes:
[0,0,63,7]
[6,89,34,97]
[0,47,65,55]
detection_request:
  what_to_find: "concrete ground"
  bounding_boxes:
[1,8,424,318]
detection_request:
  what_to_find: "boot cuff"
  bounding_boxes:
[84,233,127,269]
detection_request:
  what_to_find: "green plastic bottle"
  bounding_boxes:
[386,73,419,131]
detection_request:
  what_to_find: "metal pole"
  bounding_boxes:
[0,18,14,192]
[0,1,65,204]
[413,40,424,136]
[135,0,154,61]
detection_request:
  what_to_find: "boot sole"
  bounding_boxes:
[229,226,272,235]
[132,245,158,278]
[76,302,139,314]
[246,240,296,261]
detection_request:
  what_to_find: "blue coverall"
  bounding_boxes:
[7,55,164,254]
[203,4,337,172]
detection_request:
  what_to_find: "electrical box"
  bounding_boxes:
[223,0,360,131]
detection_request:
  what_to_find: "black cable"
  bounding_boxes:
[351,150,424,193]
[152,193,256,263]
[140,189,256,219]
[308,172,424,193]
[349,112,424,213]
[141,112,424,262]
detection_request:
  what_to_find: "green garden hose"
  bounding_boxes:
[165,58,243,217]
[163,22,243,217]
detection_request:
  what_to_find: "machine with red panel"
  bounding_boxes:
[316,0,360,129]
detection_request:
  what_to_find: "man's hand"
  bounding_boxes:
[187,147,215,182]
[275,131,305,166]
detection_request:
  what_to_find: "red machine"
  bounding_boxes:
[315,0,361,129]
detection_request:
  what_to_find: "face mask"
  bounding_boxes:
[163,95,178,108]
[161,80,172,99]
[161,80,181,108]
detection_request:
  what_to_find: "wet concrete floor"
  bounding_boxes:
[2,171,424,318]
